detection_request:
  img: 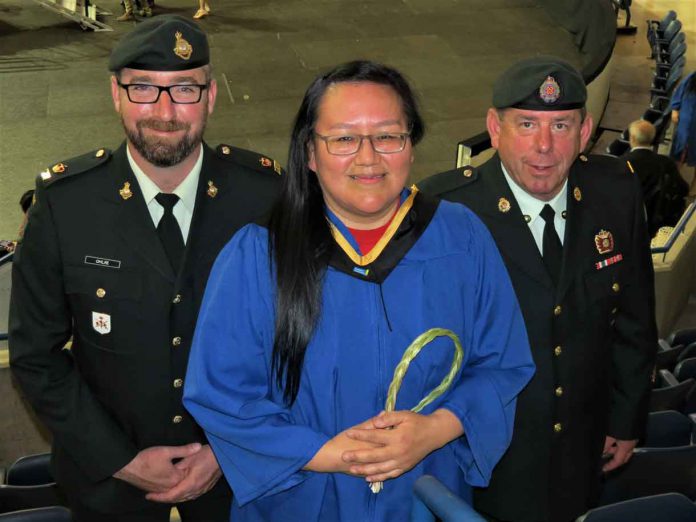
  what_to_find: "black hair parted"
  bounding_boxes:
[268,60,425,405]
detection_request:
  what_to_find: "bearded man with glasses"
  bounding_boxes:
[9,15,281,522]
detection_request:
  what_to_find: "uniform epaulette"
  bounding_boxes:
[418,166,479,195]
[216,144,285,176]
[37,148,112,187]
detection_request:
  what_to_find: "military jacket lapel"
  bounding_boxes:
[557,162,587,301]
[108,144,176,282]
[180,144,229,274]
[479,159,554,291]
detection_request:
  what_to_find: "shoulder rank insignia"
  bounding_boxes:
[498,197,511,213]
[119,182,133,200]
[273,160,282,175]
[260,157,272,168]
[39,148,111,187]
[595,229,614,254]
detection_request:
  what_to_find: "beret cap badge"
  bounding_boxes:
[173,31,193,60]
[539,75,561,104]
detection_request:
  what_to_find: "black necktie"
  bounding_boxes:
[155,193,185,272]
[540,204,563,285]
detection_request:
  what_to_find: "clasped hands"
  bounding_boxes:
[307,408,463,484]
[113,443,221,504]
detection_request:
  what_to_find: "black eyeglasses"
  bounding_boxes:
[118,81,209,104]
[314,132,411,155]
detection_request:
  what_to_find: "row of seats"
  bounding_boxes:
[606,9,686,157]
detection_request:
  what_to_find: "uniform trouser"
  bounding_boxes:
[68,489,230,522]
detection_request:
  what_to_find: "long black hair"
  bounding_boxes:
[268,60,425,405]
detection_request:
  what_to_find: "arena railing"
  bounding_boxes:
[651,201,696,259]
[411,475,486,521]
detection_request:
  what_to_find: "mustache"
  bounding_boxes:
[137,119,190,132]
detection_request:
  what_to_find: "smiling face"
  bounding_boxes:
[111,66,217,168]
[487,107,593,201]
[307,81,414,229]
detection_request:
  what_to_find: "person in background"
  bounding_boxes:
[194,0,211,19]
[10,16,280,522]
[183,60,534,521]
[670,72,696,196]
[17,189,35,240]
[421,56,657,522]
[623,119,687,236]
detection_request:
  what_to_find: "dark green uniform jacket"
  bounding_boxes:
[419,153,657,522]
[9,142,281,513]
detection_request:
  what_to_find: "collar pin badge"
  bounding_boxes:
[273,160,282,175]
[52,163,66,174]
[173,31,193,60]
[40,169,51,181]
[207,180,218,198]
[595,229,614,254]
[539,76,561,104]
[573,187,582,202]
[498,197,511,213]
[260,157,272,168]
[220,145,231,155]
[119,181,133,201]
[95,149,105,158]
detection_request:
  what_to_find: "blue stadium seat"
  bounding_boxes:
[582,493,696,522]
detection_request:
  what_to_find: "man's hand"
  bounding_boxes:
[146,445,222,504]
[602,436,637,472]
[342,409,463,483]
[113,443,203,493]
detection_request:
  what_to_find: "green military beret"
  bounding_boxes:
[493,56,586,111]
[108,15,209,72]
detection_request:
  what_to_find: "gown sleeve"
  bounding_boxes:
[438,212,535,487]
[183,225,330,506]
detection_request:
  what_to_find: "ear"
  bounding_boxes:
[307,140,317,172]
[486,108,502,149]
[579,113,594,151]
[207,78,218,115]
[110,75,121,113]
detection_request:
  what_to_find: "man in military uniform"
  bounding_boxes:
[420,57,657,522]
[9,15,281,522]
[623,119,687,236]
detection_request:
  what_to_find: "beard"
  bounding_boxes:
[123,116,207,168]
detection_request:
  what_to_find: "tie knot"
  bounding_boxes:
[540,204,555,224]
[155,193,179,212]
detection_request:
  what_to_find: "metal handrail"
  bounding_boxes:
[411,475,486,522]
[651,201,696,256]
[0,250,13,267]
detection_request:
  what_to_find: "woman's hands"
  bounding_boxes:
[342,409,463,483]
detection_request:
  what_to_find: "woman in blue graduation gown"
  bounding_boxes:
[670,72,696,194]
[184,60,535,521]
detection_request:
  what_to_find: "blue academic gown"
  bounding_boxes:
[184,190,534,521]
[670,72,696,167]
